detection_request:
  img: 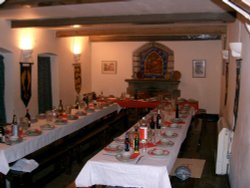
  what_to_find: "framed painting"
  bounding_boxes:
[192,59,206,78]
[101,60,117,74]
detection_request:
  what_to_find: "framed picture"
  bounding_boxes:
[192,59,206,78]
[101,60,117,74]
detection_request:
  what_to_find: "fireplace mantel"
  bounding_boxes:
[125,79,180,98]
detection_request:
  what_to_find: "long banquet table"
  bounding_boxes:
[0,104,121,175]
[75,105,194,188]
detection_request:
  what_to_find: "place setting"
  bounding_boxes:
[115,150,140,162]
[40,124,55,130]
[4,135,23,145]
[161,130,178,138]
[104,143,124,153]
[157,138,175,147]
[147,148,170,158]
[25,128,42,136]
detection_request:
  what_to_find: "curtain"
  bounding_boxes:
[38,56,52,114]
[0,55,6,123]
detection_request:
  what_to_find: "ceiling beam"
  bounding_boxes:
[88,35,222,42]
[11,12,235,28]
[56,24,227,37]
[0,0,127,9]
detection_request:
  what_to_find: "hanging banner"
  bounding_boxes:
[233,59,242,132]
[73,63,82,94]
[20,63,32,107]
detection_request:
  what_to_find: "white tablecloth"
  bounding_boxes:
[0,104,120,175]
[75,108,193,188]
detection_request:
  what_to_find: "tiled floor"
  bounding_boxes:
[43,117,230,188]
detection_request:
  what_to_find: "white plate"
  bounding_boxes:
[104,144,123,153]
[169,123,182,129]
[5,137,23,145]
[158,139,175,147]
[25,129,42,136]
[161,132,178,138]
[55,119,68,125]
[40,124,55,130]
[148,148,169,157]
[115,152,138,162]
[114,137,124,144]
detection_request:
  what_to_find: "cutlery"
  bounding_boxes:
[103,153,116,156]
[135,155,144,164]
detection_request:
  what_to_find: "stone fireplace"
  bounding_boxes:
[126,42,181,98]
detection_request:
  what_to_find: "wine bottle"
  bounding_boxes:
[0,125,5,143]
[92,92,97,106]
[175,104,179,118]
[58,99,64,116]
[156,109,161,129]
[25,108,31,127]
[150,116,155,129]
[75,95,80,109]
[11,114,19,137]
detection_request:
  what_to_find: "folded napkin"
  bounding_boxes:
[130,153,140,159]
[10,158,39,172]
[164,121,185,126]
[104,147,116,152]
[139,142,156,148]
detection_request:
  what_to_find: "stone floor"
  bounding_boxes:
[43,117,230,188]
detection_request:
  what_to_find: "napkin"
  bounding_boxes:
[164,121,185,126]
[139,142,156,148]
[10,158,39,172]
[130,153,140,159]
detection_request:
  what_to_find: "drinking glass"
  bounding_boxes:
[46,111,54,124]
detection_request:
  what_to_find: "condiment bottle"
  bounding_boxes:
[124,132,130,152]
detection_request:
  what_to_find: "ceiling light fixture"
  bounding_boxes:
[0,0,5,5]
[72,25,81,28]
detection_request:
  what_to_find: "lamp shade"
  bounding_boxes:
[222,50,229,60]
[229,42,242,58]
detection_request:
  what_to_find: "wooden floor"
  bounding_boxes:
[44,116,231,188]
[170,118,230,188]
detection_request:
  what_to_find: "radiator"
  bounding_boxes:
[215,117,233,175]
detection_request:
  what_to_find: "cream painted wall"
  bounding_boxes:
[57,36,91,106]
[0,19,91,122]
[222,19,250,188]
[0,20,60,121]
[91,41,222,114]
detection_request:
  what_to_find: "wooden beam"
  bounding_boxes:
[56,24,227,37]
[11,13,235,28]
[0,0,127,9]
[88,35,222,42]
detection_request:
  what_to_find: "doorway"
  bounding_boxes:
[38,56,53,114]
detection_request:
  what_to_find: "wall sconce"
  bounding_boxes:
[229,42,242,58]
[222,50,229,60]
[246,23,250,33]
[20,49,33,63]
[73,53,81,64]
